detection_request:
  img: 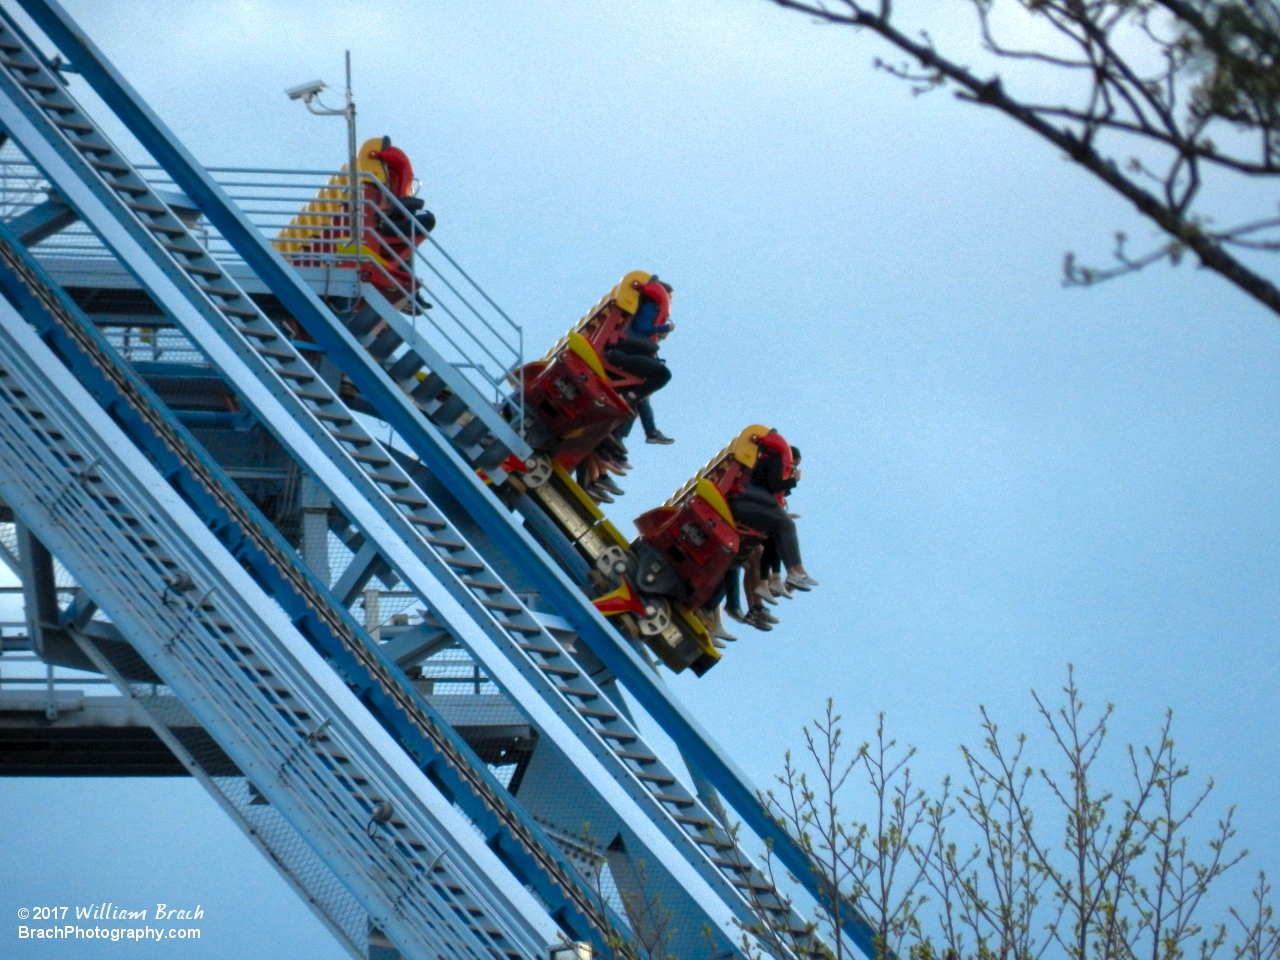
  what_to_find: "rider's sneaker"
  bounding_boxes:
[711,623,738,642]
[596,475,625,496]
[646,431,675,445]
[602,459,631,476]
[785,571,819,591]
[754,584,778,606]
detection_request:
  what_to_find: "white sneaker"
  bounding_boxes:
[785,571,819,591]
[754,584,778,606]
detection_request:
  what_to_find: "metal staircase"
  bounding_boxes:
[0,283,554,960]
[0,1,887,958]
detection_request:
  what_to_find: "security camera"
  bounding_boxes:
[285,79,327,101]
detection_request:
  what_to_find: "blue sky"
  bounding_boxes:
[3,1,1278,956]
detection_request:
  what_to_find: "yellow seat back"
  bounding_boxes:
[662,425,770,509]
[274,137,390,255]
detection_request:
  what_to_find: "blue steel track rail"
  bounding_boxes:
[11,2,887,956]
[0,218,632,958]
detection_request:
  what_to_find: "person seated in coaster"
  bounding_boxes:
[607,276,675,445]
[755,446,804,604]
[728,432,818,592]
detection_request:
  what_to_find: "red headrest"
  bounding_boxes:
[372,146,414,197]
[756,431,793,478]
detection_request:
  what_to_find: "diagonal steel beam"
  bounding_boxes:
[5,193,76,245]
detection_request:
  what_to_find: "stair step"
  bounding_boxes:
[652,793,695,807]
[32,97,73,114]
[432,394,468,425]
[442,556,485,572]
[597,729,637,744]
[255,346,296,362]
[424,536,465,552]
[103,178,148,195]
[496,619,541,636]
[89,158,131,175]
[124,200,168,216]
[576,706,618,722]
[159,240,204,258]
[731,878,781,893]
[387,350,424,383]
[410,372,447,401]
[386,493,428,508]
[480,598,523,614]
[366,327,402,362]
[366,473,410,489]
[197,282,243,299]
[555,686,599,701]
[345,311,381,342]
[454,416,491,447]
[404,514,446,530]
[144,221,187,236]
[692,835,735,851]
[66,137,110,154]
[234,325,276,340]
[313,410,352,425]
[329,431,372,446]
[538,664,579,679]
[520,641,563,657]
[674,814,715,829]
[615,750,658,764]
[710,858,753,873]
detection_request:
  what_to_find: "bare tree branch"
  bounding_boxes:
[768,0,1280,318]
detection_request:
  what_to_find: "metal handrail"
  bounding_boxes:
[0,152,525,415]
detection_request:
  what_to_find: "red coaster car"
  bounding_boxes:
[275,135,434,312]
[520,270,662,470]
[633,478,743,611]
[520,331,634,470]
[586,424,773,670]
